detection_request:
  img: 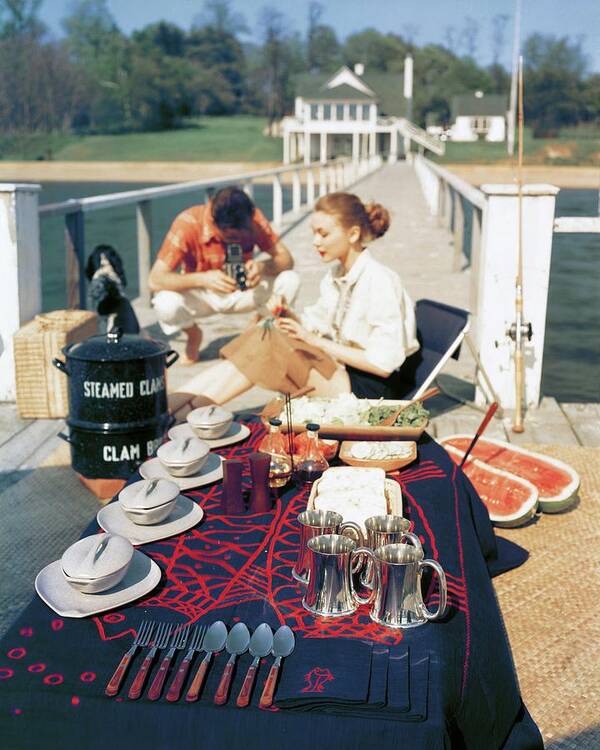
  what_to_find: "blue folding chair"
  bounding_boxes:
[394,299,471,399]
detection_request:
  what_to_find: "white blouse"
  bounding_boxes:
[300,249,420,374]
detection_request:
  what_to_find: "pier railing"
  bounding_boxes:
[0,154,382,400]
[413,153,600,410]
[37,154,382,310]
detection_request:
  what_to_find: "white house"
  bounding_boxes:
[449,91,507,142]
[281,64,443,164]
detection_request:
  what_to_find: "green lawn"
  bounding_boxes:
[434,127,600,166]
[0,117,282,162]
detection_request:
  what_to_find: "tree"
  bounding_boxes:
[523,34,588,134]
[343,30,408,72]
[460,17,479,59]
[193,0,247,36]
[132,21,186,57]
[306,2,341,72]
[0,0,44,38]
[491,13,509,66]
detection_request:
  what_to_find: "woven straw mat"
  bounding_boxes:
[493,445,600,749]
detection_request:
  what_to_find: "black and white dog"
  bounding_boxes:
[85,244,140,334]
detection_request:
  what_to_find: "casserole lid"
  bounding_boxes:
[157,438,209,464]
[187,405,232,426]
[119,478,180,510]
[61,533,134,580]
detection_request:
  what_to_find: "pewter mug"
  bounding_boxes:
[360,543,447,629]
[293,510,363,584]
[361,515,422,588]
[302,535,374,617]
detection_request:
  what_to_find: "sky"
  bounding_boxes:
[39,0,600,73]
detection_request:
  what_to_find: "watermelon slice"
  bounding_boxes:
[440,435,580,513]
[445,445,539,527]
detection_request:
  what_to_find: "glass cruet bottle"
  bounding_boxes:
[296,422,329,485]
[259,418,292,489]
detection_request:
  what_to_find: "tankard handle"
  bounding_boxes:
[402,531,423,554]
[351,547,378,606]
[418,559,447,621]
[339,522,365,572]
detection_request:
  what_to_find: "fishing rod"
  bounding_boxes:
[508,55,532,434]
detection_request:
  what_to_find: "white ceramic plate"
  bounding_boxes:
[168,421,251,449]
[35,550,160,618]
[97,495,204,546]
[139,452,223,490]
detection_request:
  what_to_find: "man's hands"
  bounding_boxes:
[200,270,237,294]
[244,259,265,289]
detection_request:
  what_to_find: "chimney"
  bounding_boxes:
[354,63,364,76]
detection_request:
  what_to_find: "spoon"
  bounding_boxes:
[185,621,227,702]
[259,625,295,709]
[214,622,250,705]
[236,624,273,707]
[380,387,440,426]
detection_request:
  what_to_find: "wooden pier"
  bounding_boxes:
[0,160,598,638]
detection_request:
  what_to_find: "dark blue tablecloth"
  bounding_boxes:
[0,423,542,749]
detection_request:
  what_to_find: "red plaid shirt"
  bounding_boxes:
[156,203,279,273]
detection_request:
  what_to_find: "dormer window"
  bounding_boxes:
[323,104,331,120]
[336,104,344,120]
[349,104,357,120]
[310,104,318,120]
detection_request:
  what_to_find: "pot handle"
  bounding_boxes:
[52,358,69,376]
[165,350,179,368]
[351,547,378,607]
[58,431,74,445]
[418,559,447,621]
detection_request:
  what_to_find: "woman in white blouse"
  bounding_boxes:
[183,192,419,405]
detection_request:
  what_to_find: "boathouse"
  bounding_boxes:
[449,91,508,142]
[281,63,443,164]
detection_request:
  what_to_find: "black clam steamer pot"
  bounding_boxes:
[53,328,179,478]
[59,416,173,479]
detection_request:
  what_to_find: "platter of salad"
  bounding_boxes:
[261,393,429,441]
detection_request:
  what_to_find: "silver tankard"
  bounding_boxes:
[293,510,363,584]
[359,543,447,629]
[302,534,374,617]
[361,515,422,588]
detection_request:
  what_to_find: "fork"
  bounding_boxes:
[105,620,154,697]
[128,622,172,700]
[166,624,207,702]
[148,624,190,701]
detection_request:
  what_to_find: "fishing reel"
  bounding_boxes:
[507,321,533,342]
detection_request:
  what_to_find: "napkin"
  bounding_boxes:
[274,637,429,722]
[275,637,372,709]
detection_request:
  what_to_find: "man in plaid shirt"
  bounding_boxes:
[150,186,299,364]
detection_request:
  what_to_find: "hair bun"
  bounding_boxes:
[365,202,390,238]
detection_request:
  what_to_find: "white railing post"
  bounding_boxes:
[292,170,301,214]
[272,176,283,229]
[306,169,315,207]
[328,166,336,193]
[475,184,560,408]
[0,183,42,401]
[136,200,152,305]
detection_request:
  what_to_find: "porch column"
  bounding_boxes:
[369,131,377,157]
[320,132,328,164]
[389,128,398,163]
[352,132,360,163]
[283,130,290,164]
[304,131,311,165]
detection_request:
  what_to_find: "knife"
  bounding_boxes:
[259,625,295,709]
[236,624,273,707]
[214,622,250,705]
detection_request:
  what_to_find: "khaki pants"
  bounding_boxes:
[152,270,300,335]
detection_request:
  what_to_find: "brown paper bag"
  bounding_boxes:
[220,321,337,392]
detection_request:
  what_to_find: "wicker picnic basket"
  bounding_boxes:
[14,310,98,418]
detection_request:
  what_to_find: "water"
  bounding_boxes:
[37,183,599,402]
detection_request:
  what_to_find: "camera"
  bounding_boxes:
[225,243,247,290]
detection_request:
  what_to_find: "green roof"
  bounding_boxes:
[451,94,507,118]
[294,69,407,116]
